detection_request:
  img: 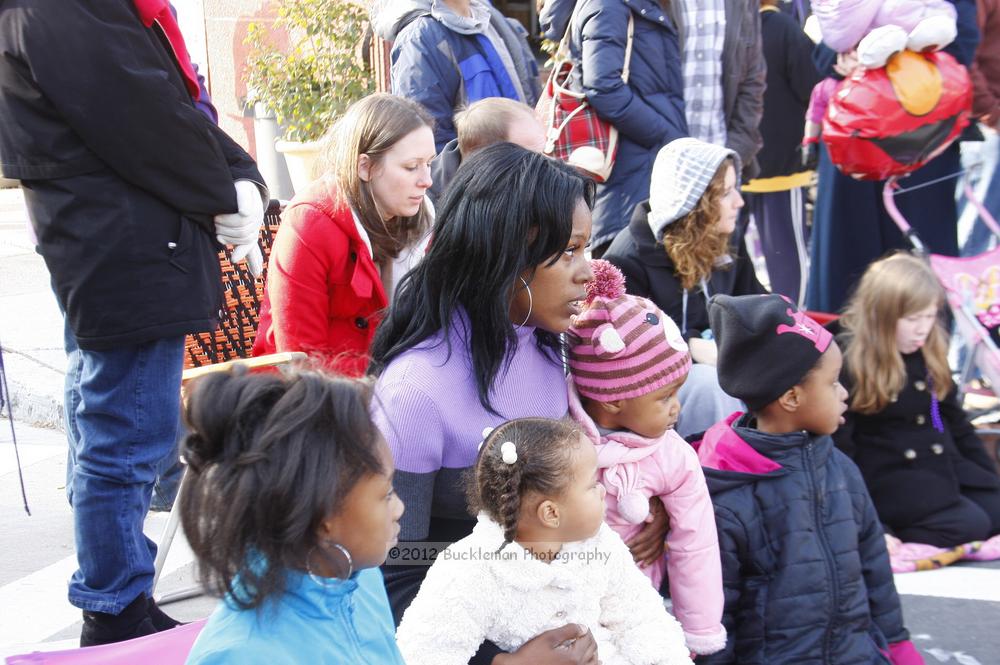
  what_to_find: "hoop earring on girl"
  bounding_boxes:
[307,540,354,584]
[515,276,533,329]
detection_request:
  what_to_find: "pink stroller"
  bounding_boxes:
[883,176,1000,396]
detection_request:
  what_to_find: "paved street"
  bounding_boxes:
[1,186,998,662]
[0,424,214,659]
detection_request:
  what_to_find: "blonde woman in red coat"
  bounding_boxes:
[254,94,436,376]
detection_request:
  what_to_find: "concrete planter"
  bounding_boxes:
[275,139,322,195]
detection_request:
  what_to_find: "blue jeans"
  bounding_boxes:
[64,319,183,510]
[68,336,184,613]
[964,158,1000,257]
[675,363,743,438]
[63,317,83,504]
[150,430,185,511]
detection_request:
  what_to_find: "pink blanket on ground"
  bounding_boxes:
[890,534,1000,573]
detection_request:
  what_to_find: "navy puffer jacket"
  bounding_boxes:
[692,414,910,664]
[563,0,688,248]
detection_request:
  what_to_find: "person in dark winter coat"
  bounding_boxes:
[806,0,979,313]
[605,138,764,436]
[0,0,265,646]
[559,0,689,253]
[835,254,1000,547]
[694,293,924,665]
[740,0,821,306]
[607,140,766,344]
[371,0,540,152]
[61,1,220,513]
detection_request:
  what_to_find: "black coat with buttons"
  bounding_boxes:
[834,347,1000,532]
[0,0,263,350]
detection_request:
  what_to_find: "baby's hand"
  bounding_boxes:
[885,534,902,555]
[834,49,860,78]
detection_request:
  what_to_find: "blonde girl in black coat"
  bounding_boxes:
[835,253,1000,548]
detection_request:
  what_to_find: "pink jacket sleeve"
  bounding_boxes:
[807,78,839,126]
[651,434,727,655]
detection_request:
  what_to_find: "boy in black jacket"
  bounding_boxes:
[692,294,923,664]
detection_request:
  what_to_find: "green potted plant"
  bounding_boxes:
[244,0,374,192]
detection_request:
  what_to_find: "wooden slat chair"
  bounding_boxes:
[183,199,283,369]
[152,200,306,603]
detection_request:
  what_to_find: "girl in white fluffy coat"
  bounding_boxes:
[395,418,693,665]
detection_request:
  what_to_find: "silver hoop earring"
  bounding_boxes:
[514,276,533,329]
[307,541,354,585]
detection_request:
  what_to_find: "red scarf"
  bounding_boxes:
[132,0,201,100]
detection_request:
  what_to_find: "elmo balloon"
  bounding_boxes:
[822,49,971,180]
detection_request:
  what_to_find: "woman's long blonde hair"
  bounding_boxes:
[661,158,734,291]
[840,252,951,414]
[320,93,432,264]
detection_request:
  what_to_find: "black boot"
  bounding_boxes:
[80,594,157,647]
[146,596,183,631]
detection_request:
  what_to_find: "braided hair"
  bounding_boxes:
[466,418,580,551]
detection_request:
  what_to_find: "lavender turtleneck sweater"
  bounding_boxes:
[372,311,568,620]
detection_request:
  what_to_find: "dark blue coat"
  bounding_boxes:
[565,0,688,248]
[757,7,821,179]
[693,414,909,664]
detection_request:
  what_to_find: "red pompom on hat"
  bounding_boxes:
[568,260,691,402]
[584,259,627,305]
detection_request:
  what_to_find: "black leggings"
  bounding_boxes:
[894,487,1000,547]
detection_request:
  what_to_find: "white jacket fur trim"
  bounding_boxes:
[683,626,728,656]
[396,515,693,665]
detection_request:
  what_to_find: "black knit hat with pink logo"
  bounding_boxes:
[708,293,834,410]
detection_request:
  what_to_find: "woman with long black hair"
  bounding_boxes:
[369,143,644,664]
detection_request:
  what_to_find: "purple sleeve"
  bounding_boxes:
[191,62,218,125]
[169,3,218,124]
[372,376,445,541]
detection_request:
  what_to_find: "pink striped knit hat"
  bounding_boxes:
[568,261,692,402]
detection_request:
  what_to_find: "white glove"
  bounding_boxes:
[233,243,264,277]
[214,180,265,277]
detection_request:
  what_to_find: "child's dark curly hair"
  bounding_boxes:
[466,418,581,550]
[179,368,384,610]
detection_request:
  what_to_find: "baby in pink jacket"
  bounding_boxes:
[566,260,726,657]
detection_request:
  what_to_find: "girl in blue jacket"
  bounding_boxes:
[693,294,923,665]
[181,369,406,664]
